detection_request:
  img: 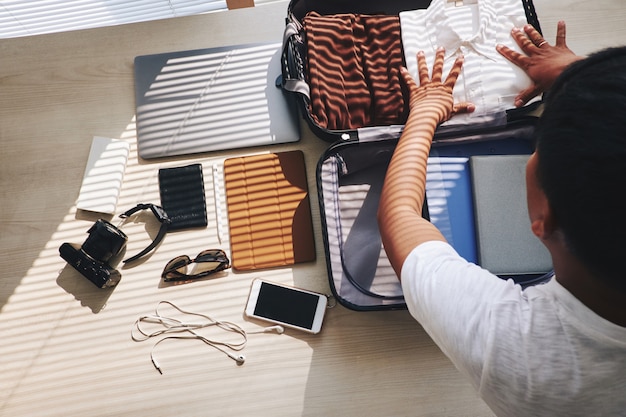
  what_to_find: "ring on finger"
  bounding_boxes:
[537,40,548,48]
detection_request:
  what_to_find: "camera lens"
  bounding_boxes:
[81,219,128,263]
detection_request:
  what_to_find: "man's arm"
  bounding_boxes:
[378,48,473,278]
[497,21,583,107]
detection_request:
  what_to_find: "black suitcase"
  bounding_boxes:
[281,0,549,310]
[282,0,542,142]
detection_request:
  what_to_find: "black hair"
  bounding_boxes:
[534,46,626,290]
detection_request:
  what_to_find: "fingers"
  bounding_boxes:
[417,51,430,85]
[431,48,445,83]
[509,22,568,53]
[522,24,547,48]
[416,48,462,86]
[515,85,542,107]
[496,44,529,69]
[443,54,464,88]
[510,26,536,54]
[555,20,567,48]
[452,102,475,115]
[399,66,419,95]
[402,48,466,113]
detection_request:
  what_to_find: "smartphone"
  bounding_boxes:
[245,279,327,334]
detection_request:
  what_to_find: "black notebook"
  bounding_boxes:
[159,164,208,230]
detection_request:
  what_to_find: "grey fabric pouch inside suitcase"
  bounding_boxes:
[319,143,404,310]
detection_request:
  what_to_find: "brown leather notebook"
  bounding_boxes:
[223,150,316,270]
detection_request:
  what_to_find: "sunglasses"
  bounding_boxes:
[162,249,231,282]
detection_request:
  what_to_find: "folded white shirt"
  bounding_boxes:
[400,0,537,126]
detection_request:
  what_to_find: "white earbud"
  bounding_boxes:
[249,325,285,334]
[265,325,285,334]
[226,353,245,365]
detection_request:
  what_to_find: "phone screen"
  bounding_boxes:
[254,281,321,330]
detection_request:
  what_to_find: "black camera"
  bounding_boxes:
[59,219,128,288]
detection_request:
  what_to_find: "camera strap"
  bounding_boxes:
[119,203,171,264]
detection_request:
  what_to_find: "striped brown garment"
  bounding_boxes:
[303,12,407,130]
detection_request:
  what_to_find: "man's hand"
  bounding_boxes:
[497,21,583,107]
[400,48,474,123]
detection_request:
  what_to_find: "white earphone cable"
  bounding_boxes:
[131,301,283,374]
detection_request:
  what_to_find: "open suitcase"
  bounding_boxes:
[281,0,551,310]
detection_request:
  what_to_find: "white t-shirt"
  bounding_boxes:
[401,241,626,417]
[400,0,536,126]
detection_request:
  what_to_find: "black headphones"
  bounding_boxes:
[119,203,171,264]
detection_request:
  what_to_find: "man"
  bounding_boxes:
[378,22,626,416]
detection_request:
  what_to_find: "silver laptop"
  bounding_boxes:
[134,42,300,159]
